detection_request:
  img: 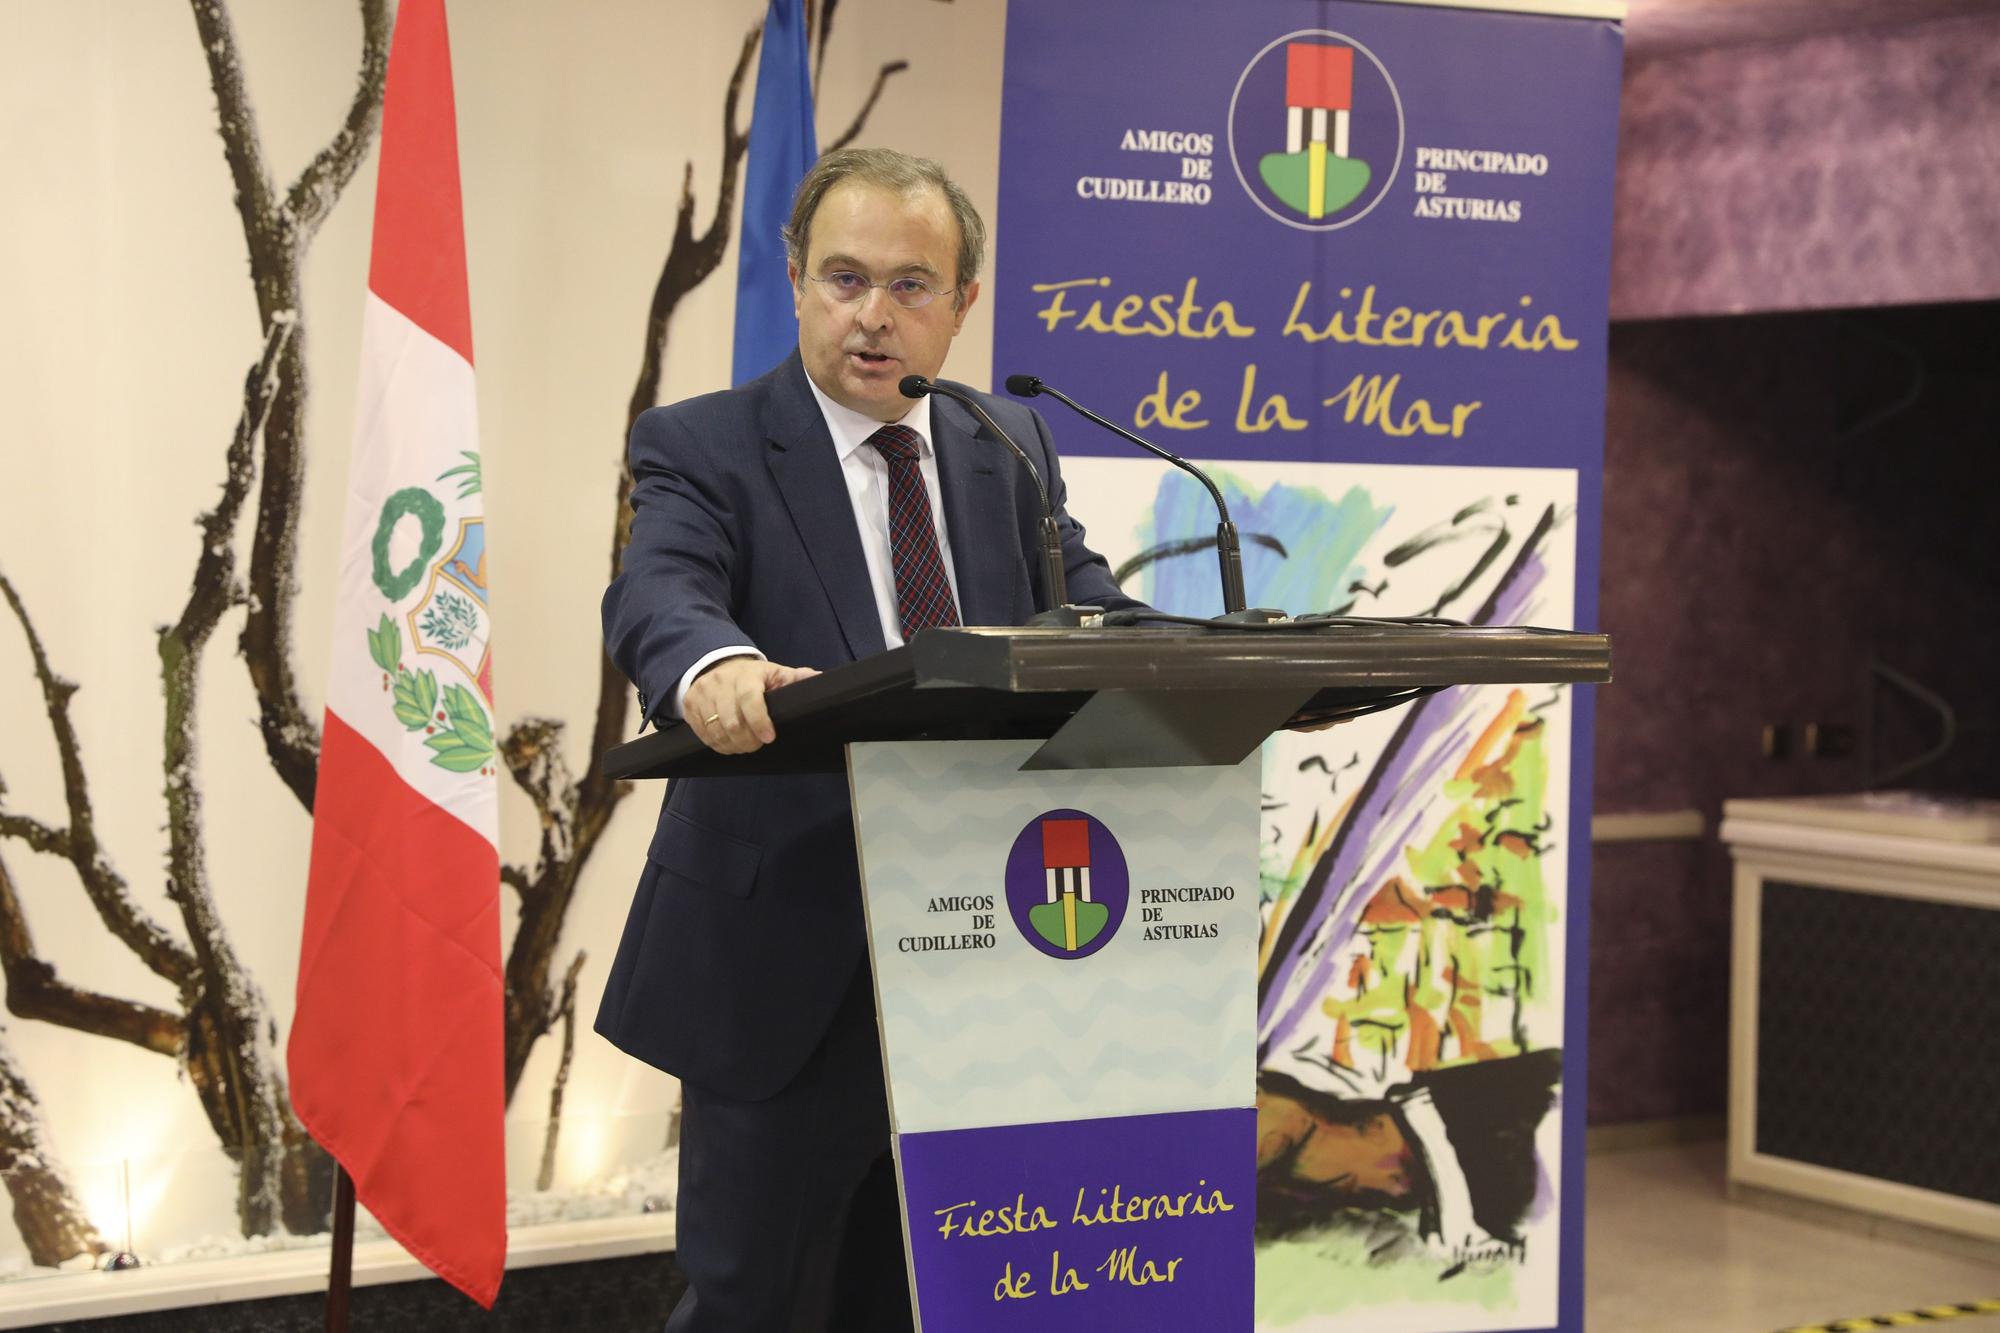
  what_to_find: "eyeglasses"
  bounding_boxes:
[805,270,957,310]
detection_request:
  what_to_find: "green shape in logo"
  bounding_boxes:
[1028,897,1110,953]
[1258,150,1372,219]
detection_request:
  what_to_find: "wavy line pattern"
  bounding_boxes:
[852,741,1262,1134]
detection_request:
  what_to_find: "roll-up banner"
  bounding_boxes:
[994,3,1624,1329]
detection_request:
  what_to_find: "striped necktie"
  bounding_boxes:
[866,423,962,638]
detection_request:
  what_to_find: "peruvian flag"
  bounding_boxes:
[289,0,505,1307]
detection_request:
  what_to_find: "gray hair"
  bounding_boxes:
[782,147,986,304]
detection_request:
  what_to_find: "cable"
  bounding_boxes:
[1289,685,1447,726]
[1293,613,1466,628]
[1093,608,1587,635]
[1095,609,1306,631]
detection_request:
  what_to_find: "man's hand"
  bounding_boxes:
[684,656,819,755]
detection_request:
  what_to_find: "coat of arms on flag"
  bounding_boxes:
[362,455,495,776]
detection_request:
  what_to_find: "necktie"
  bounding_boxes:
[866,424,962,638]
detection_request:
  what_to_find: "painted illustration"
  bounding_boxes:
[1070,456,1574,1329]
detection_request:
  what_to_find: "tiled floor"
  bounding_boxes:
[1586,1140,1997,1332]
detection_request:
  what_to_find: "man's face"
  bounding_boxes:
[790,180,980,422]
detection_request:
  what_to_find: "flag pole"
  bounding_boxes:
[327,1164,356,1332]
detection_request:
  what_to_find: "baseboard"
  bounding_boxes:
[1727,1179,2000,1268]
[0,1213,674,1329]
[1584,1113,1725,1155]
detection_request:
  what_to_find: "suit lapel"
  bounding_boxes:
[763,356,887,662]
[933,394,1019,629]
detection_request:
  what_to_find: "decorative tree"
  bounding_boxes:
[0,0,913,1252]
[0,854,110,1267]
[498,6,909,1138]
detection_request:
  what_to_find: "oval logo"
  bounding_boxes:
[1003,810,1130,960]
[1227,29,1406,231]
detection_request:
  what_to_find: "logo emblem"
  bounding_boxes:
[1003,811,1129,960]
[1227,29,1405,231]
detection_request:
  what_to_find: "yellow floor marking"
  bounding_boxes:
[1776,1298,2000,1333]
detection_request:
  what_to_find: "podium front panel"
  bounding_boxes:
[849,740,1260,1330]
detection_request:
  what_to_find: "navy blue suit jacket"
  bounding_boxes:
[595,352,1137,1100]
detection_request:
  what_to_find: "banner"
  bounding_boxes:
[850,742,1261,1329]
[995,3,1623,1329]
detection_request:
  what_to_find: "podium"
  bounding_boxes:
[607,624,1609,1329]
[605,623,1611,779]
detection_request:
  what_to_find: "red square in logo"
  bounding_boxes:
[1286,43,1354,112]
[1041,819,1090,869]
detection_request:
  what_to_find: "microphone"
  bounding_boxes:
[898,375,1094,626]
[1005,374,1281,622]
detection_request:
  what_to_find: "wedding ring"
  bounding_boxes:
[704,713,721,725]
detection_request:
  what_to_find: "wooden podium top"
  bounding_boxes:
[605,623,1611,780]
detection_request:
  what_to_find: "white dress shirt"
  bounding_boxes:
[669,375,964,718]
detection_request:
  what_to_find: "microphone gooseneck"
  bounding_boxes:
[899,375,1078,620]
[1005,374,1261,618]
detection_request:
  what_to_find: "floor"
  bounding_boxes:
[1585,1141,1998,1333]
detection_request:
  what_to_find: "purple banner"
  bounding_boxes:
[993,2,1623,475]
[995,4,1624,1329]
[898,1108,1255,1330]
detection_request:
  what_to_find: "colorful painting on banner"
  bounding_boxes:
[995,2,1622,1329]
[1069,456,1574,1328]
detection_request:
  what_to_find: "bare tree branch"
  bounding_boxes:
[195,0,386,1235]
[151,303,338,1238]
[0,814,69,862]
[187,0,278,248]
[494,21,763,1103]
[0,0,391,1253]
[814,0,840,97]
[0,850,185,1059]
[160,405,302,1240]
[202,0,392,814]
[0,0,398,1240]
[535,951,587,1193]
[235,372,319,812]
[499,717,576,902]
[824,60,908,153]
[171,316,293,650]
[0,574,196,987]
[0,1030,108,1267]
[493,15,916,1106]
[623,23,762,443]
[284,0,393,244]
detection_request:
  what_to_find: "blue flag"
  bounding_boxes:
[732,0,819,386]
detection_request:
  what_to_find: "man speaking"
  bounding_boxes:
[596,148,1138,1330]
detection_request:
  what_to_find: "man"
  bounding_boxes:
[596,148,1139,1330]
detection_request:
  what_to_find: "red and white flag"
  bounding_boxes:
[289,0,505,1306]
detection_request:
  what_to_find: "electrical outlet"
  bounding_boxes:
[1762,722,1791,759]
[1806,722,1856,758]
